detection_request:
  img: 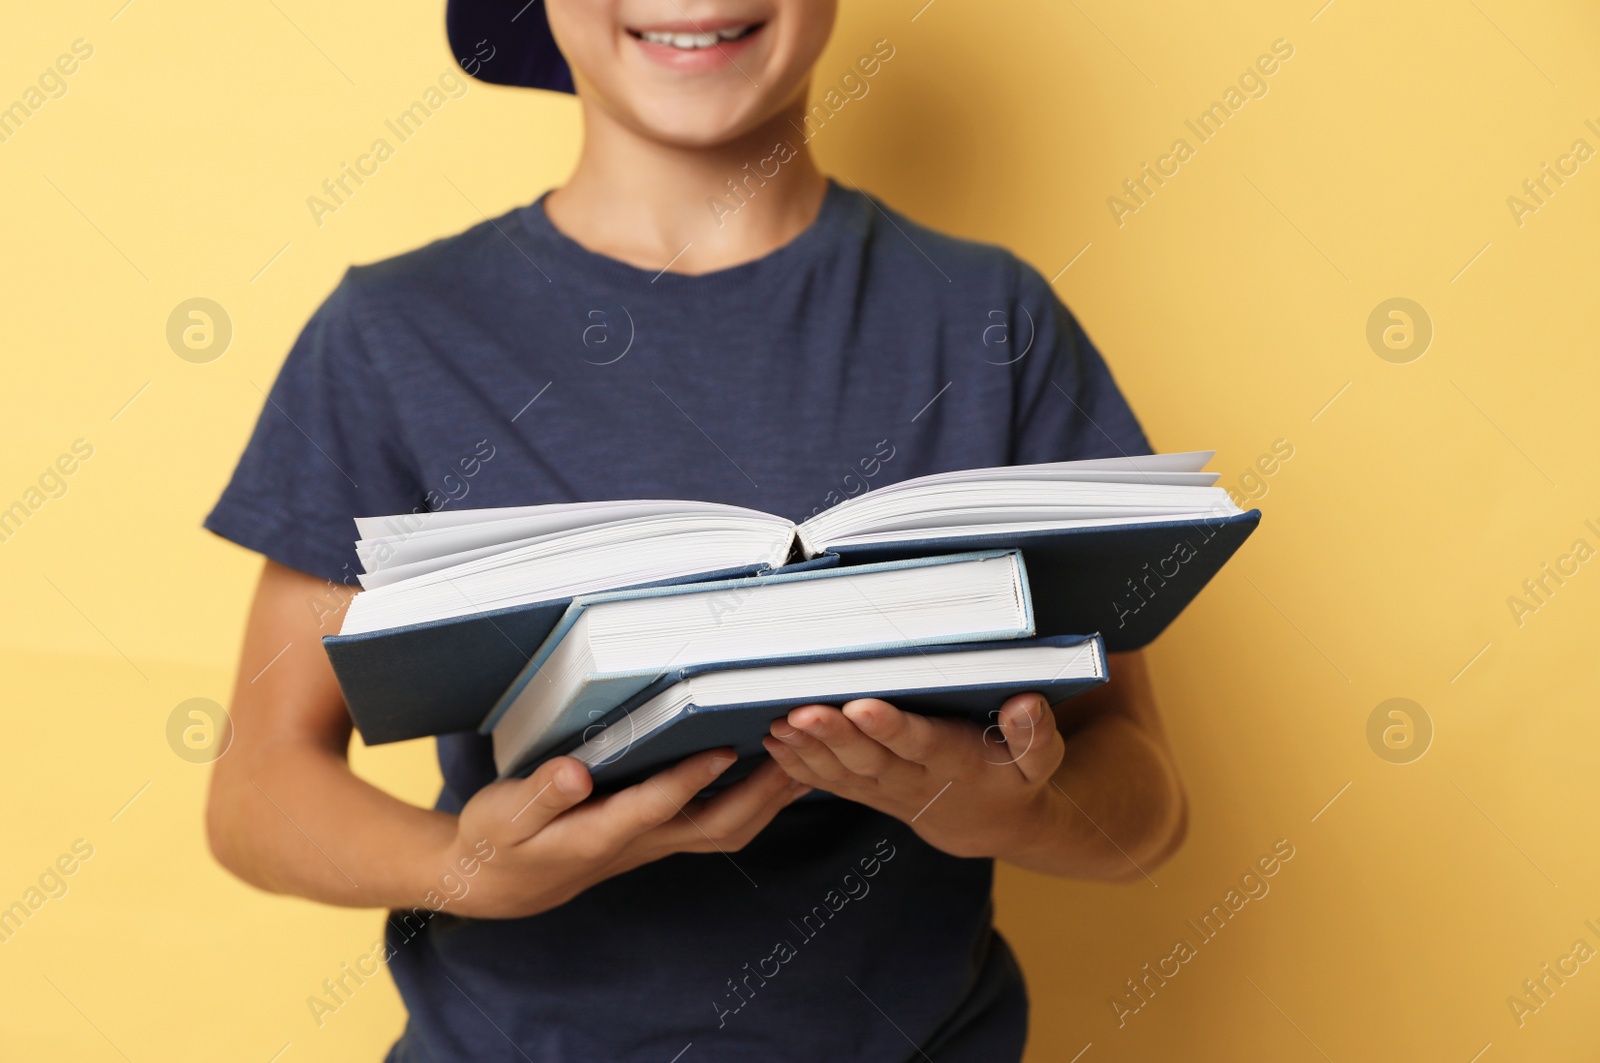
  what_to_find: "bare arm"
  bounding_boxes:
[207,561,807,917]
[761,649,1188,883]
[1024,650,1188,879]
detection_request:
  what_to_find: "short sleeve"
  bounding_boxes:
[1008,265,1152,464]
[204,273,421,584]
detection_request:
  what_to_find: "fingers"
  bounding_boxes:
[792,703,902,776]
[584,748,740,848]
[992,693,1066,782]
[494,757,594,843]
[776,696,1063,783]
[673,759,808,852]
[840,698,948,768]
[765,707,865,787]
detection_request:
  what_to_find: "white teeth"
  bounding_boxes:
[638,26,751,48]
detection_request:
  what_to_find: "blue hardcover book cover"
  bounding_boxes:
[482,550,1037,767]
[323,557,838,746]
[516,634,1106,787]
[822,509,1260,652]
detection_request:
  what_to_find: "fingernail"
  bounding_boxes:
[708,755,736,776]
[771,723,801,744]
[850,707,877,731]
[555,766,585,795]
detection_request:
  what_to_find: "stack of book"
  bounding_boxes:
[325,453,1259,787]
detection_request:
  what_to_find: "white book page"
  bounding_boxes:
[354,499,780,544]
[814,510,1242,552]
[827,452,1217,499]
[357,535,557,589]
[796,453,1220,545]
[354,501,790,573]
[339,516,797,634]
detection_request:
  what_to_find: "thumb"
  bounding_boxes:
[997,693,1061,782]
[471,757,593,845]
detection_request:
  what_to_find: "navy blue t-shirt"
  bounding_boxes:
[206,180,1149,1063]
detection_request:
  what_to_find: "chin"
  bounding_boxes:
[625,96,778,148]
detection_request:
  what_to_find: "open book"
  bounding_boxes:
[340,452,1234,635]
[324,452,1259,745]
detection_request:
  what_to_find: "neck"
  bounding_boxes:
[545,97,828,275]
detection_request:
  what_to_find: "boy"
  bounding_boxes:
[204,2,1188,1060]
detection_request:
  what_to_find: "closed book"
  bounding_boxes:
[530,634,1107,788]
[485,550,1035,777]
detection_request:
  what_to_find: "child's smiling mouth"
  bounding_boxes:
[625,18,767,69]
[631,23,763,49]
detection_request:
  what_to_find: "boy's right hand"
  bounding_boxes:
[447,750,806,919]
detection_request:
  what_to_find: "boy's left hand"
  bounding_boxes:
[761,694,1066,863]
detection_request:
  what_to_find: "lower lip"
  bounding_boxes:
[630,26,764,73]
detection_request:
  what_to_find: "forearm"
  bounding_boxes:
[1002,710,1187,880]
[207,736,459,910]
[208,562,469,910]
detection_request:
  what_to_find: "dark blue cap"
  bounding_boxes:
[447,0,575,93]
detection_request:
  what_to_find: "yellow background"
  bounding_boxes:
[3,1,1597,1059]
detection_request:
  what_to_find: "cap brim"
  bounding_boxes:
[446,0,574,93]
